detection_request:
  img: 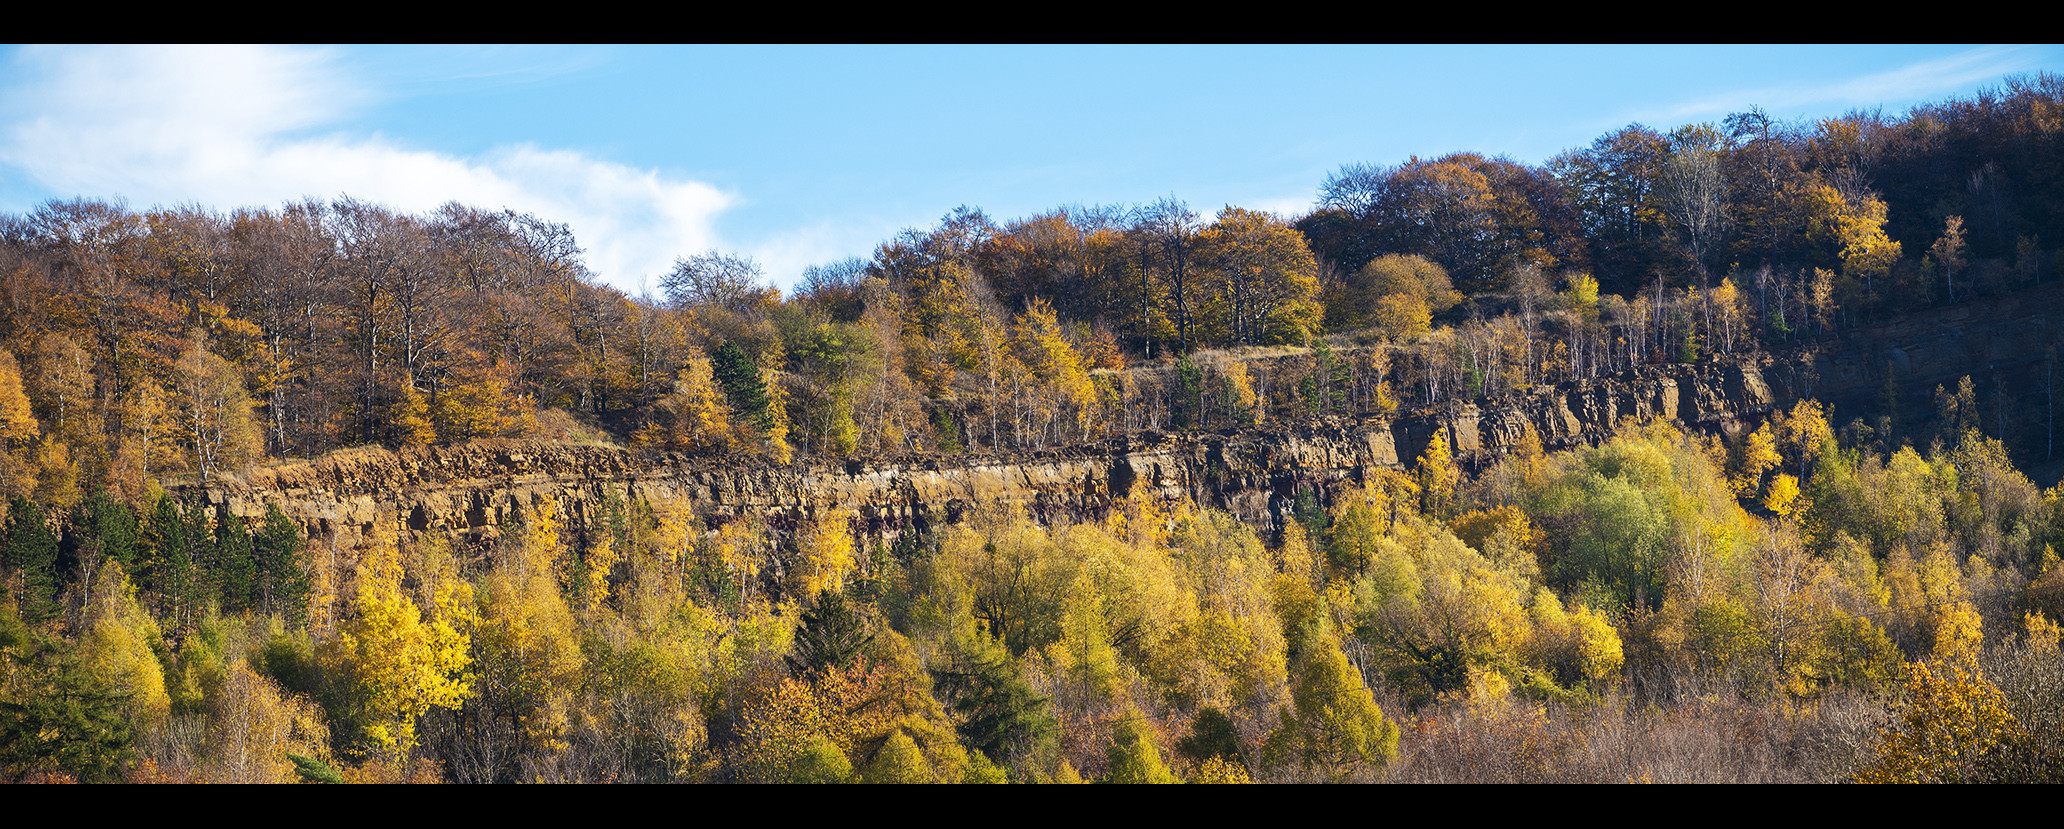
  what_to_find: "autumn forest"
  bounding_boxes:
[6,75,2064,784]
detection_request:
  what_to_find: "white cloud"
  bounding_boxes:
[1798,46,2041,107]
[1635,45,2047,128]
[743,216,904,297]
[1233,194,1321,223]
[0,44,732,294]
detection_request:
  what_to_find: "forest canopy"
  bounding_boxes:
[4,72,2064,784]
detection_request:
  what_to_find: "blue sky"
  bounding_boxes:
[3,44,2059,296]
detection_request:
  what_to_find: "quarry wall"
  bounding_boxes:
[179,280,2064,550]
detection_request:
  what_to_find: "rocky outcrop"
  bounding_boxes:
[183,359,1778,551]
[191,426,1391,551]
[181,281,2064,550]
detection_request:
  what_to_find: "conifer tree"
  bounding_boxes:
[3,497,58,623]
[69,491,139,571]
[182,500,218,616]
[1172,354,1203,429]
[1304,338,1349,415]
[138,494,195,628]
[711,341,770,429]
[213,512,257,614]
[0,605,134,783]
[254,504,309,623]
[930,626,1056,769]
[787,589,875,677]
[1177,707,1247,769]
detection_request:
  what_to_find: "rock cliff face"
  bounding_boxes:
[190,429,1380,551]
[179,280,2064,550]
[1790,280,2064,457]
[182,360,1778,551]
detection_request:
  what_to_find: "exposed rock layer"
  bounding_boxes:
[182,361,1777,549]
[180,280,2064,547]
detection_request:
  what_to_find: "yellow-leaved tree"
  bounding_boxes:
[391,386,437,448]
[1728,422,1782,499]
[636,356,735,454]
[733,658,905,783]
[78,562,171,730]
[432,359,535,441]
[1417,430,1458,520]
[1855,657,2029,784]
[1520,588,1624,700]
[1015,297,1099,443]
[463,510,583,781]
[1262,629,1399,782]
[206,661,333,783]
[0,349,43,497]
[760,363,795,464]
[173,333,263,479]
[1800,179,1901,308]
[577,514,623,614]
[796,507,856,600]
[1763,473,1802,518]
[329,522,476,758]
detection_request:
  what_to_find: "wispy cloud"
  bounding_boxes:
[1626,45,2047,129]
[1236,193,1322,223]
[353,44,615,94]
[0,44,731,294]
[745,217,904,296]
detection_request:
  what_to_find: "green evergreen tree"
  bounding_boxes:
[1306,337,1350,415]
[930,627,1056,770]
[288,752,344,784]
[711,341,771,430]
[3,497,59,624]
[213,512,257,614]
[67,491,139,572]
[0,603,135,782]
[1173,354,1203,429]
[253,504,309,624]
[786,589,876,677]
[140,495,197,630]
[1177,707,1247,768]
[183,500,219,616]
[1292,486,1327,546]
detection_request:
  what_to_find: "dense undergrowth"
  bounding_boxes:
[7,403,2064,783]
